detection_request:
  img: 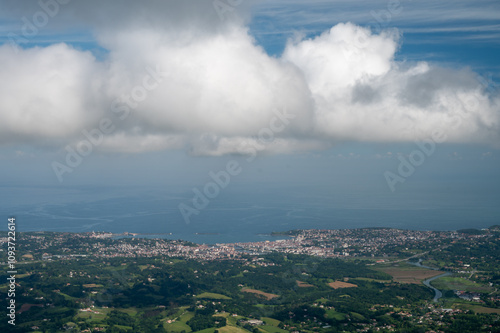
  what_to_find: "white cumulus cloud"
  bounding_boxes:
[0,2,498,156]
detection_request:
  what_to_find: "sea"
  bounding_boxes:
[1,184,499,244]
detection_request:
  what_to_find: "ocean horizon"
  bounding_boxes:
[2,184,498,244]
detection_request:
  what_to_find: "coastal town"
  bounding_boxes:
[1,227,499,332]
[3,227,495,262]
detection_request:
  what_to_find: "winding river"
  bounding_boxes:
[409,260,452,302]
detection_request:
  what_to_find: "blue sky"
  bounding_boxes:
[0,1,499,230]
[249,1,500,79]
[2,1,500,73]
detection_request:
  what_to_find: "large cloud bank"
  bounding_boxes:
[0,1,498,156]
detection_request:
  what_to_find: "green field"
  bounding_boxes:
[58,292,77,300]
[315,298,329,304]
[217,326,250,333]
[115,324,133,330]
[194,328,217,333]
[164,319,192,332]
[119,307,139,316]
[453,303,500,314]
[431,276,493,293]
[349,312,366,321]
[75,307,112,322]
[259,317,288,333]
[195,292,232,300]
[325,309,346,321]
[262,317,281,326]
[352,277,392,283]
[164,311,194,332]
[162,309,264,333]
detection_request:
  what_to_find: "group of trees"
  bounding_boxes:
[186,314,226,331]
